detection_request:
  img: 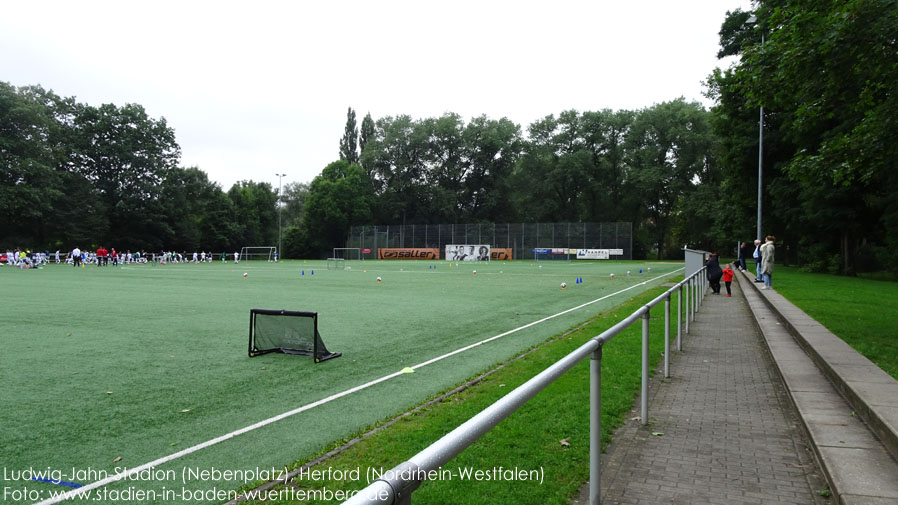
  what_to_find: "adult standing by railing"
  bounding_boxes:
[760,235,775,289]
[752,239,763,282]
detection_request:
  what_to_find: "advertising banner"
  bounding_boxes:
[609,249,624,256]
[576,249,610,260]
[445,245,491,261]
[532,248,551,255]
[378,248,440,260]
[490,248,513,261]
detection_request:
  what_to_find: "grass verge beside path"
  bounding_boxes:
[772,267,898,380]
[240,284,679,505]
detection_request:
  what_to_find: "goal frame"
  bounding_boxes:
[240,246,277,262]
[332,247,362,262]
[248,309,342,363]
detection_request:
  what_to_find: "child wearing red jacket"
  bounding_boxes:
[722,263,735,297]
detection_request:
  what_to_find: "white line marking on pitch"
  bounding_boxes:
[33,267,683,505]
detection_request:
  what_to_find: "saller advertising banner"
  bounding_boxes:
[445,245,491,261]
[490,248,513,261]
[378,248,440,260]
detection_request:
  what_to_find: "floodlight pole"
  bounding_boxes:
[276,173,286,258]
[747,14,764,242]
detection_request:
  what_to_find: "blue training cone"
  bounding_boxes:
[311,270,314,275]
[301,270,304,275]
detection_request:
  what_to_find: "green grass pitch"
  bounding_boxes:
[0,258,680,503]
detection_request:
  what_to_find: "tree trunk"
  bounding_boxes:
[841,229,854,276]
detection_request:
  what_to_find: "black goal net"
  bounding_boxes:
[248,309,341,362]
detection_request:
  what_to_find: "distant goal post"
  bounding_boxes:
[332,248,362,261]
[240,246,277,262]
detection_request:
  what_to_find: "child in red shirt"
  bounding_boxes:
[722,263,735,297]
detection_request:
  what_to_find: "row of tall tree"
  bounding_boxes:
[708,0,898,274]
[4,0,896,272]
[319,102,716,260]
[0,83,310,252]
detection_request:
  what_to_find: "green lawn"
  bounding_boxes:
[771,267,898,379]
[0,259,680,504]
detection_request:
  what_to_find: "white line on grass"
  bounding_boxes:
[33,267,683,505]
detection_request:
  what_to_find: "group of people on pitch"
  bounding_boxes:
[703,236,776,297]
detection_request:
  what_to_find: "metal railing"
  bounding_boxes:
[341,266,708,505]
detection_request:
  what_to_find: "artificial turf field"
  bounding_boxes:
[0,258,681,504]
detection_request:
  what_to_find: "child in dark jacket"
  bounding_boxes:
[722,264,735,297]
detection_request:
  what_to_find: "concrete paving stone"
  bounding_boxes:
[868,404,898,434]
[781,373,840,394]
[803,338,871,366]
[765,341,807,354]
[839,495,898,505]
[835,365,898,385]
[772,355,827,374]
[791,390,854,414]
[850,381,898,405]
[771,347,819,366]
[800,414,881,449]
[816,446,898,498]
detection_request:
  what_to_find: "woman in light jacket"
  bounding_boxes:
[760,236,775,289]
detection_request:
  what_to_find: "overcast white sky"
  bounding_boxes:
[2,0,753,190]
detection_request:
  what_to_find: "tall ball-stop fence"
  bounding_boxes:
[346,223,633,260]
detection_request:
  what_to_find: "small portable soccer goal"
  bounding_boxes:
[326,257,346,270]
[248,309,342,362]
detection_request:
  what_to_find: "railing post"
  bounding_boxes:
[688,278,694,324]
[685,278,691,333]
[698,276,710,307]
[695,274,701,314]
[692,277,698,319]
[677,284,683,351]
[590,346,602,505]
[664,294,671,378]
[641,310,650,425]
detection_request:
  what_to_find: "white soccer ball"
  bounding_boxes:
[561,282,567,289]
[376,276,382,282]
[610,273,615,279]
[243,272,247,276]
[472,270,477,275]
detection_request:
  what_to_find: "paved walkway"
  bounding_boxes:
[577,277,829,505]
